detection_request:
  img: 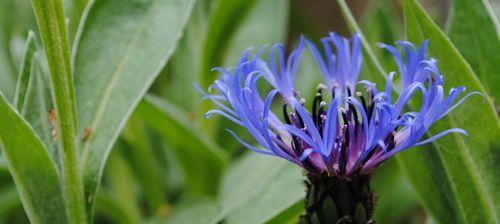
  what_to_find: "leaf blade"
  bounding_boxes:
[448,0,500,100]
[400,0,500,223]
[13,31,36,110]
[72,0,195,213]
[0,93,68,224]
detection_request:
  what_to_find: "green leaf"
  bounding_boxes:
[264,201,304,224]
[22,54,55,155]
[30,0,85,222]
[72,0,195,214]
[167,197,221,224]
[97,149,141,224]
[0,93,68,223]
[121,117,167,212]
[398,0,500,223]
[448,0,500,100]
[135,95,227,194]
[0,185,22,221]
[200,0,258,88]
[210,153,304,224]
[163,0,210,111]
[13,31,36,110]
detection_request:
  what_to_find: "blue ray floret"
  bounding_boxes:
[196,33,479,178]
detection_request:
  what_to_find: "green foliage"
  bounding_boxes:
[0,93,68,223]
[136,96,227,195]
[449,0,500,101]
[0,0,498,223]
[398,0,500,223]
[72,0,195,216]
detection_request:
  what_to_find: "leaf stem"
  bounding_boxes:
[31,0,87,223]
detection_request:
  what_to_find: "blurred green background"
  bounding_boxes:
[0,0,498,223]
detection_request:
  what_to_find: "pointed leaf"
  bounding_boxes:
[72,0,195,212]
[13,31,36,110]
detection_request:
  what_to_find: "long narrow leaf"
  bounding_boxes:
[399,0,500,223]
[72,0,195,215]
[448,0,500,100]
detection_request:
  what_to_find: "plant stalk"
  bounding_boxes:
[31,0,87,223]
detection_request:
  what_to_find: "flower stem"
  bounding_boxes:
[300,173,375,224]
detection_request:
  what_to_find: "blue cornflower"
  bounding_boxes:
[197,33,478,178]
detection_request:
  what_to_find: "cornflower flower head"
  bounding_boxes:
[196,33,478,222]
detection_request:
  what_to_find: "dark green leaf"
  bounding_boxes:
[399,0,500,223]
[449,0,500,100]
[0,185,22,221]
[72,0,195,213]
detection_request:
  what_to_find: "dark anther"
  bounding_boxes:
[295,110,305,128]
[341,111,349,126]
[339,141,348,176]
[347,87,352,97]
[385,131,396,152]
[348,102,358,122]
[312,93,323,126]
[359,95,367,112]
[367,92,375,121]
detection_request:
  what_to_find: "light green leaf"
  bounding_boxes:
[22,54,55,155]
[72,0,195,214]
[449,0,500,100]
[167,197,221,224]
[210,153,304,224]
[13,31,36,110]
[0,93,68,223]
[30,0,85,222]
[398,0,500,223]
[135,95,227,194]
